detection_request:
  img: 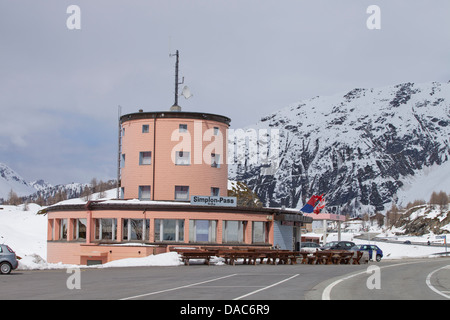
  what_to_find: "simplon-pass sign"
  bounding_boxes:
[191,196,237,207]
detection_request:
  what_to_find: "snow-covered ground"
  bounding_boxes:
[1,197,448,271]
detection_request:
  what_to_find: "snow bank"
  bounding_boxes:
[17,252,183,270]
[101,252,182,268]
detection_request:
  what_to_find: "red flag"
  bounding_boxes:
[313,195,325,214]
[300,194,323,213]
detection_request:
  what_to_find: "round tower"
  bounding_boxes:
[119,110,231,202]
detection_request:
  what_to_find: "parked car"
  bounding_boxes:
[320,241,355,251]
[351,244,383,262]
[299,242,321,253]
[0,244,19,274]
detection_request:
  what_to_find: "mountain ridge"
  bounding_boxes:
[229,81,450,215]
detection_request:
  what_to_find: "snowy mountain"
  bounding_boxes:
[229,81,450,215]
[0,163,37,198]
[0,162,102,204]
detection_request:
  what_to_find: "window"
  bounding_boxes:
[139,186,151,200]
[211,153,220,168]
[121,154,125,168]
[123,219,150,241]
[189,220,217,243]
[174,186,189,201]
[175,151,190,165]
[211,187,220,197]
[213,127,219,135]
[222,221,245,243]
[142,124,149,133]
[179,124,187,133]
[252,221,267,243]
[94,218,117,241]
[60,219,68,240]
[73,218,87,240]
[49,220,54,240]
[139,151,152,165]
[154,219,184,242]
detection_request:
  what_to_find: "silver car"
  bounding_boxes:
[299,242,321,253]
[0,244,19,274]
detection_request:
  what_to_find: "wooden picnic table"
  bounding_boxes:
[179,250,215,266]
[315,250,356,265]
[217,249,261,266]
[216,249,298,266]
[176,248,364,266]
[298,251,311,264]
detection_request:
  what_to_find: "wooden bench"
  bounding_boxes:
[352,251,364,265]
[219,250,267,266]
[332,251,354,264]
[179,250,215,266]
[340,252,354,264]
[299,252,310,264]
[316,251,334,265]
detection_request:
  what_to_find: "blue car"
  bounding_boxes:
[0,244,19,274]
[351,244,383,262]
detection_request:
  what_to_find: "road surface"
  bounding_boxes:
[1,258,449,302]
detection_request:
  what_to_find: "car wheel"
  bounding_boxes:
[0,262,12,274]
[376,255,381,262]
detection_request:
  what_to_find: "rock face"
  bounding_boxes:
[393,204,450,236]
[229,81,450,215]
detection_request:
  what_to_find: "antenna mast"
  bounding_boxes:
[116,105,122,200]
[169,50,183,111]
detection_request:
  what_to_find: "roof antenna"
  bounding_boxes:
[169,50,183,111]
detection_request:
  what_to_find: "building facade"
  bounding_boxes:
[45,109,311,265]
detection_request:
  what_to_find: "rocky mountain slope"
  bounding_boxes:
[0,163,37,198]
[229,81,450,215]
[0,162,116,205]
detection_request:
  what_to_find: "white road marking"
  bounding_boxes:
[233,274,299,300]
[120,274,237,300]
[322,260,427,300]
[426,265,450,299]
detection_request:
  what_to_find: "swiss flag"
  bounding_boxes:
[300,194,323,213]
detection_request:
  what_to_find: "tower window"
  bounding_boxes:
[175,186,189,201]
[211,153,220,168]
[211,187,220,197]
[139,186,151,200]
[139,151,152,165]
[175,151,190,165]
[179,124,187,133]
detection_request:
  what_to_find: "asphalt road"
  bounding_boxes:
[307,257,450,300]
[1,258,449,301]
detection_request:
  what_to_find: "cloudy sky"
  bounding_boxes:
[1,0,449,185]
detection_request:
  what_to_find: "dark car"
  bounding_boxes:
[0,244,19,274]
[320,241,356,251]
[351,244,383,262]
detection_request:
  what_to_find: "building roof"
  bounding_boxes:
[40,199,313,224]
[120,111,231,126]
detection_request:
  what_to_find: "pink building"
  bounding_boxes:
[45,109,311,265]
